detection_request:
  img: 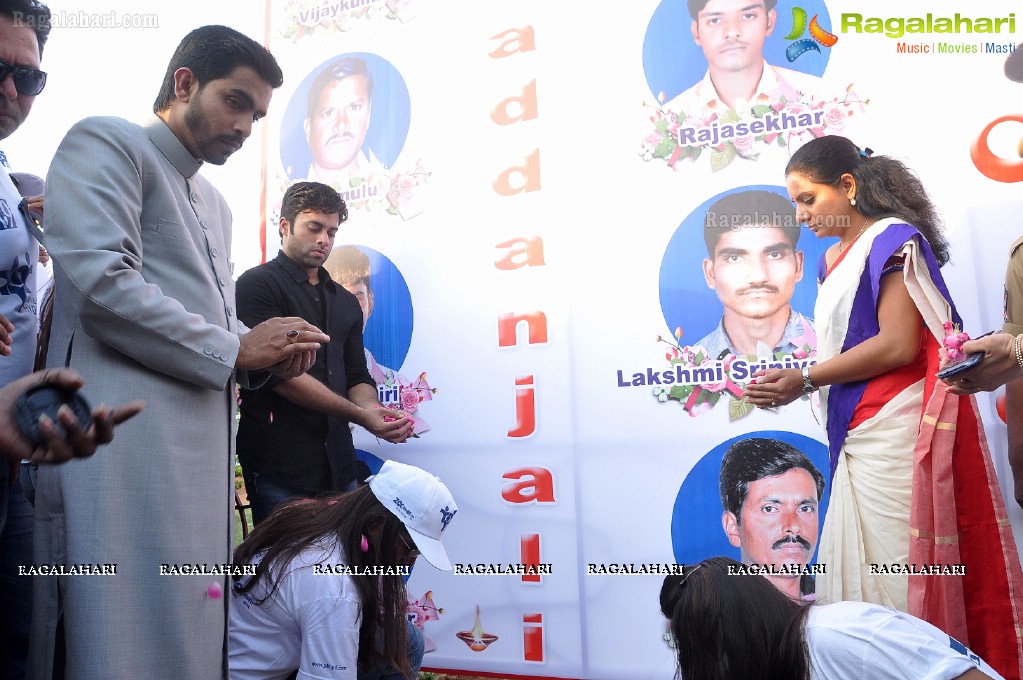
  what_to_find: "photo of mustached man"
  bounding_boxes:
[719,437,826,600]
[303,56,380,187]
[697,189,815,359]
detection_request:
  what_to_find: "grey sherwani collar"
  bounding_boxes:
[144,116,201,179]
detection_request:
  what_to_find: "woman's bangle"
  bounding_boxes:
[1015,334,1023,372]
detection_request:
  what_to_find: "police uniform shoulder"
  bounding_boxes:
[1011,235,1023,257]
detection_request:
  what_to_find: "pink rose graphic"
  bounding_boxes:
[387,174,417,208]
[395,175,416,197]
[782,101,810,118]
[732,134,755,153]
[698,360,728,393]
[822,105,846,131]
[400,388,421,412]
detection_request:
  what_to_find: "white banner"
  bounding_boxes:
[259,1,1023,677]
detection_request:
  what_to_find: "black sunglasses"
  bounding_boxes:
[0,58,47,96]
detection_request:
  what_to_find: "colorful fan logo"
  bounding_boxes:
[783,7,838,61]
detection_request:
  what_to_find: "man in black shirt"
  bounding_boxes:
[236,182,413,523]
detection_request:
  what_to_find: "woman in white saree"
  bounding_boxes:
[744,136,1023,680]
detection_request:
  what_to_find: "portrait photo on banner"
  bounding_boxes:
[278,52,429,218]
[323,244,436,435]
[653,185,833,418]
[670,431,830,601]
[638,0,866,172]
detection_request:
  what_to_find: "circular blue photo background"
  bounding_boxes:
[643,0,833,103]
[670,430,830,566]
[659,184,835,346]
[280,52,411,178]
[328,244,413,370]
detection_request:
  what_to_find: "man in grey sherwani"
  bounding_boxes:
[30,26,329,679]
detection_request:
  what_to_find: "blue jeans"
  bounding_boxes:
[359,621,424,680]
[243,469,359,526]
[241,470,309,526]
[0,463,36,680]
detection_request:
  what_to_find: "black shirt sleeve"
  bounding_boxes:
[235,265,286,391]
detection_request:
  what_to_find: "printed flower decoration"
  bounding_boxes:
[407,590,443,629]
[641,84,868,172]
[377,371,437,436]
[385,161,430,216]
[278,0,416,41]
[400,387,421,412]
[653,328,816,421]
[276,160,431,219]
[787,319,817,361]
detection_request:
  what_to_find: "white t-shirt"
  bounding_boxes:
[229,542,362,679]
[0,163,39,388]
[807,601,1004,680]
[33,257,53,329]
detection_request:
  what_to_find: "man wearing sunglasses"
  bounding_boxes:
[0,2,50,678]
[30,24,328,680]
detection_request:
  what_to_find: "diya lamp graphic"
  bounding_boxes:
[455,605,499,652]
[971,44,1023,182]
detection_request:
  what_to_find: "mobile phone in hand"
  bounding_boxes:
[936,331,994,381]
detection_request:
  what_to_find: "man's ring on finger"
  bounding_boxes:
[286,330,300,342]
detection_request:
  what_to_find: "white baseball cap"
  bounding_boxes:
[367,461,457,570]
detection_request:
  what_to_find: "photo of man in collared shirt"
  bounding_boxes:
[278,53,411,196]
[697,189,814,358]
[660,0,820,118]
[303,57,379,187]
[719,437,825,600]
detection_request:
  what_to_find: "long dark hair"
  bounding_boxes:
[659,557,812,680]
[233,487,412,678]
[786,136,950,266]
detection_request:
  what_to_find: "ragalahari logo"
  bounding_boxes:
[783,7,838,61]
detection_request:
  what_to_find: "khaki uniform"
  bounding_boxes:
[1005,235,1023,334]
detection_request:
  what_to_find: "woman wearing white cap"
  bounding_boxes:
[228,460,457,679]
